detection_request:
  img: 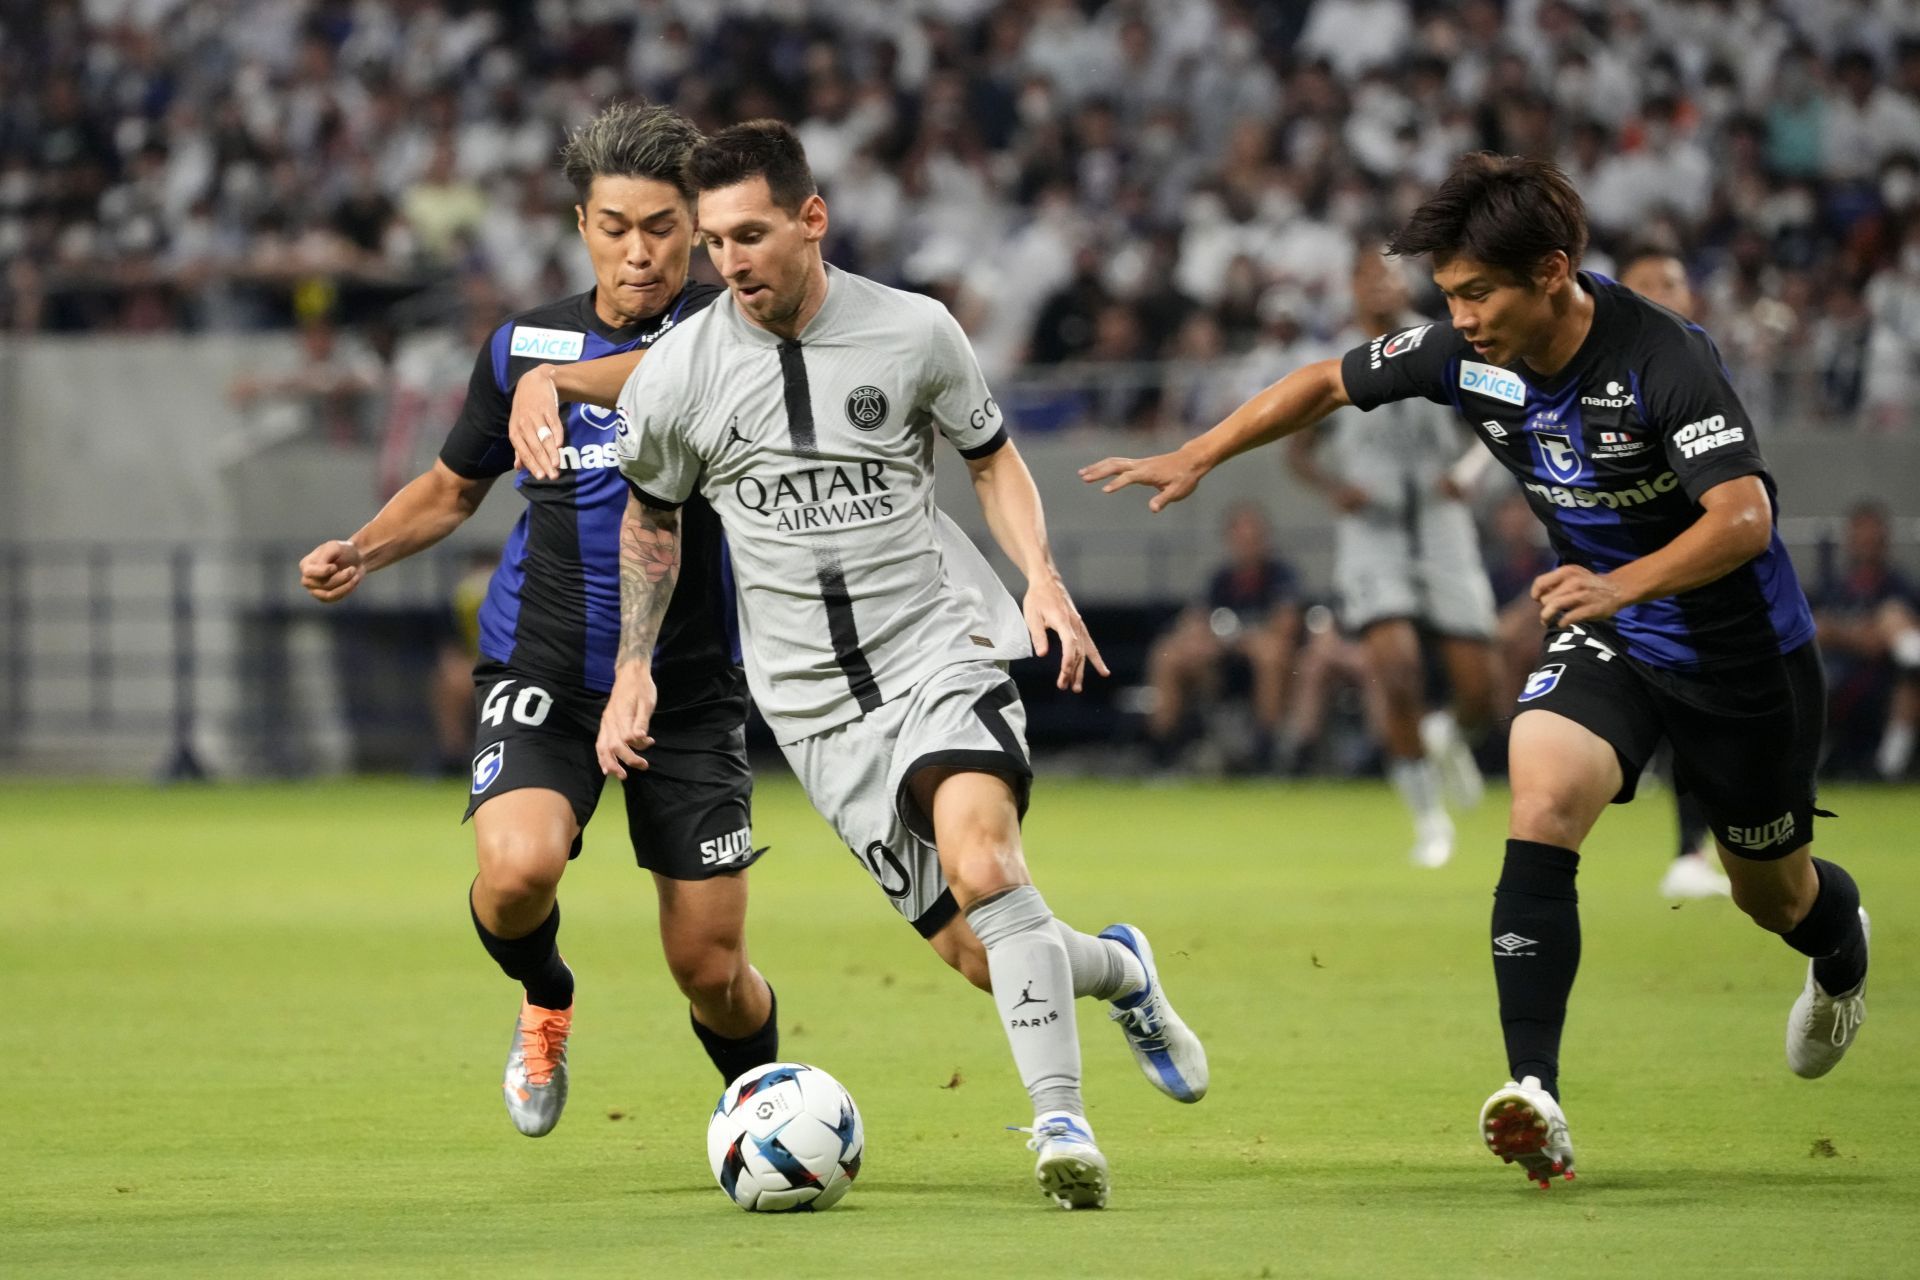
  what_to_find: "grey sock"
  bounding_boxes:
[967,886,1083,1118]
[1053,922,1145,1002]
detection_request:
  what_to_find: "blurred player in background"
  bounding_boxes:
[1812,501,1920,779]
[1287,242,1499,867]
[1088,153,1872,1190]
[298,103,779,1140]
[1142,503,1300,773]
[522,121,1207,1211]
[1617,244,1730,900]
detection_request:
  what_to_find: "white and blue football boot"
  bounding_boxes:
[1099,924,1209,1103]
[1020,1113,1110,1210]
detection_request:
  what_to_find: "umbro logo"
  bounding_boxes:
[1481,419,1509,440]
[1493,932,1539,956]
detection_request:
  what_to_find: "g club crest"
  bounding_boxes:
[471,742,505,795]
[1533,431,1587,485]
[844,385,889,431]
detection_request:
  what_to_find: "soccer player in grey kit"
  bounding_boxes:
[516,120,1208,1211]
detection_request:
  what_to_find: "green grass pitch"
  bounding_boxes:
[5,775,1916,1278]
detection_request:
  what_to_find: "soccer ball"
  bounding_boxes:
[707,1062,864,1212]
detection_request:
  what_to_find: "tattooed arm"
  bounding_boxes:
[596,492,681,777]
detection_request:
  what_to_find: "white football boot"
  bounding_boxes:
[1410,810,1455,869]
[503,998,572,1137]
[1099,924,1209,1102]
[1787,908,1870,1079]
[1421,710,1485,810]
[1659,851,1731,900]
[1020,1113,1110,1210]
[1479,1075,1576,1188]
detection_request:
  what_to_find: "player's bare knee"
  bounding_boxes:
[1507,789,1589,849]
[1725,858,1818,933]
[668,943,747,1008]
[475,830,566,907]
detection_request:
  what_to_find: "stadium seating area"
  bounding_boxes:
[4,0,1920,428]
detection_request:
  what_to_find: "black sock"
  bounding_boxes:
[691,984,779,1083]
[1491,840,1582,1101]
[1782,859,1868,994]
[470,891,574,1011]
[1675,792,1710,860]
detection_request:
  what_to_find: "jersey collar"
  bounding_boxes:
[579,284,697,345]
[1514,271,1613,395]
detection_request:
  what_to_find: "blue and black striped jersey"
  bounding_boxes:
[439,284,743,714]
[1340,272,1815,671]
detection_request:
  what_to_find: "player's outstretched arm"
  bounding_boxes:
[297,461,494,603]
[508,351,647,481]
[965,440,1110,693]
[1080,357,1352,511]
[1531,475,1775,627]
[597,491,679,778]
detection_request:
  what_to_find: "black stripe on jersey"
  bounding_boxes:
[777,338,883,713]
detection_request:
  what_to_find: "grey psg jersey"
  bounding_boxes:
[615,265,1030,742]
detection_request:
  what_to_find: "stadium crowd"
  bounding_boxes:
[3,0,1920,430]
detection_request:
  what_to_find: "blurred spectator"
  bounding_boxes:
[1813,502,1920,778]
[228,314,385,448]
[1142,503,1301,772]
[0,0,1915,431]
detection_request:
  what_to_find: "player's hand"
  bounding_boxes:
[1024,572,1110,693]
[298,539,365,603]
[509,364,566,482]
[1079,448,1206,513]
[1531,565,1624,628]
[596,661,657,778]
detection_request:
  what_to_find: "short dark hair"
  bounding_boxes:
[687,119,818,211]
[560,100,703,204]
[1386,152,1589,284]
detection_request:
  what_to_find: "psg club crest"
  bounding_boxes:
[1532,431,1587,485]
[472,742,505,795]
[844,385,889,431]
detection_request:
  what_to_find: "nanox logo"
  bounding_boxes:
[1581,379,1637,409]
[1523,471,1682,509]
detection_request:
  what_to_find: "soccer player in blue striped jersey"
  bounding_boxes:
[298,103,779,1139]
[1085,153,1870,1189]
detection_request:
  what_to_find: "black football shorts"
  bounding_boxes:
[462,662,760,879]
[1513,628,1826,860]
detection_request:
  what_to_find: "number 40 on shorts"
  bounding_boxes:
[481,679,554,728]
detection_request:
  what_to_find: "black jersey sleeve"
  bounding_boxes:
[437,332,516,479]
[1338,320,1461,412]
[1639,327,1768,503]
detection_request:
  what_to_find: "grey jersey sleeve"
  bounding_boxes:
[614,336,701,509]
[921,302,1008,458]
